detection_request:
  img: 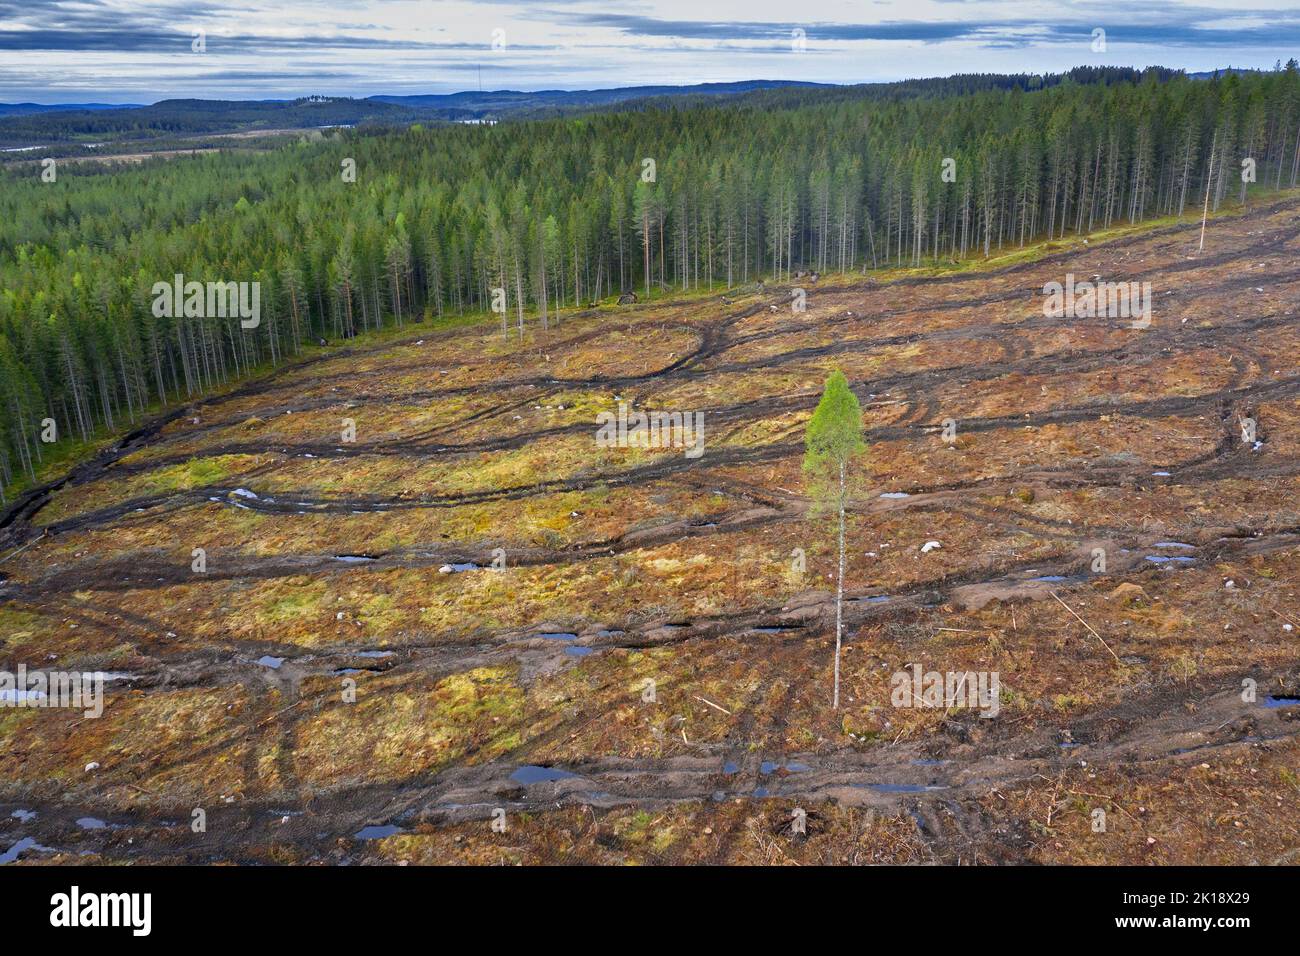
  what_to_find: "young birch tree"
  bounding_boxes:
[803,369,866,710]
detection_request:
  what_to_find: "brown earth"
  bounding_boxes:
[1,196,1299,865]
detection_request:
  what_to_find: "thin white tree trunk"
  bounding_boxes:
[1200,130,1217,253]
[834,460,845,709]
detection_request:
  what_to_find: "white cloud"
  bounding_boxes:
[0,0,1294,102]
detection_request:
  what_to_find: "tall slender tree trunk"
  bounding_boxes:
[1200,130,1217,253]
[834,460,845,710]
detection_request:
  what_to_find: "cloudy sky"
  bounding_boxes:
[2,0,1298,104]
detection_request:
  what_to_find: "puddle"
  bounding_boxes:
[230,488,259,500]
[595,629,625,638]
[0,837,57,865]
[879,492,910,499]
[438,562,479,573]
[537,632,579,641]
[752,787,770,798]
[1153,542,1195,549]
[1151,471,1171,477]
[564,646,593,657]
[354,650,394,659]
[10,809,36,822]
[1262,695,1300,709]
[722,762,739,775]
[256,656,285,669]
[1144,555,1195,564]
[752,625,799,634]
[333,555,376,563]
[76,817,108,830]
[354,825,402,840]
[510,765,578,784]
[0,690,46,704]
[855,595,891,604]
[1028,575,1067,583]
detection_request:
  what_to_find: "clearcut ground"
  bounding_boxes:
[2,196,1299,865]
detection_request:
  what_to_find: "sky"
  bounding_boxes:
[1,0,1298,104]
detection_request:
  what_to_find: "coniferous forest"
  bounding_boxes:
[2,64,1299,499]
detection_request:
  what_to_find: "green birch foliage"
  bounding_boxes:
[803,368,866,515]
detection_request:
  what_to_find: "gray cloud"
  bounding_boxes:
[1,0,1296,102]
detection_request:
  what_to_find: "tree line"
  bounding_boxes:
[1,63,1298,500]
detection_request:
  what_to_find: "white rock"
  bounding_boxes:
[920,541,942,554]
[85,762,99,772]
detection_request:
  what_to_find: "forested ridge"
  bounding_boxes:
[0,70,1164,147]
[0,81,823,147]
[1,64,1299,500]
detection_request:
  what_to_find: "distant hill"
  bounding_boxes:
[0,96,415,147]
[0,68,1253,150]
[0,82,829,148]
[0,102,142,117]
[369,81,829,114]
[1187,67,1263,79]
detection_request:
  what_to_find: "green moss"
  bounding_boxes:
[141,455,249,494]
[0,606,44,634]
[265,581,328,623]
[0,708,36,738]
[433,667,525,724]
